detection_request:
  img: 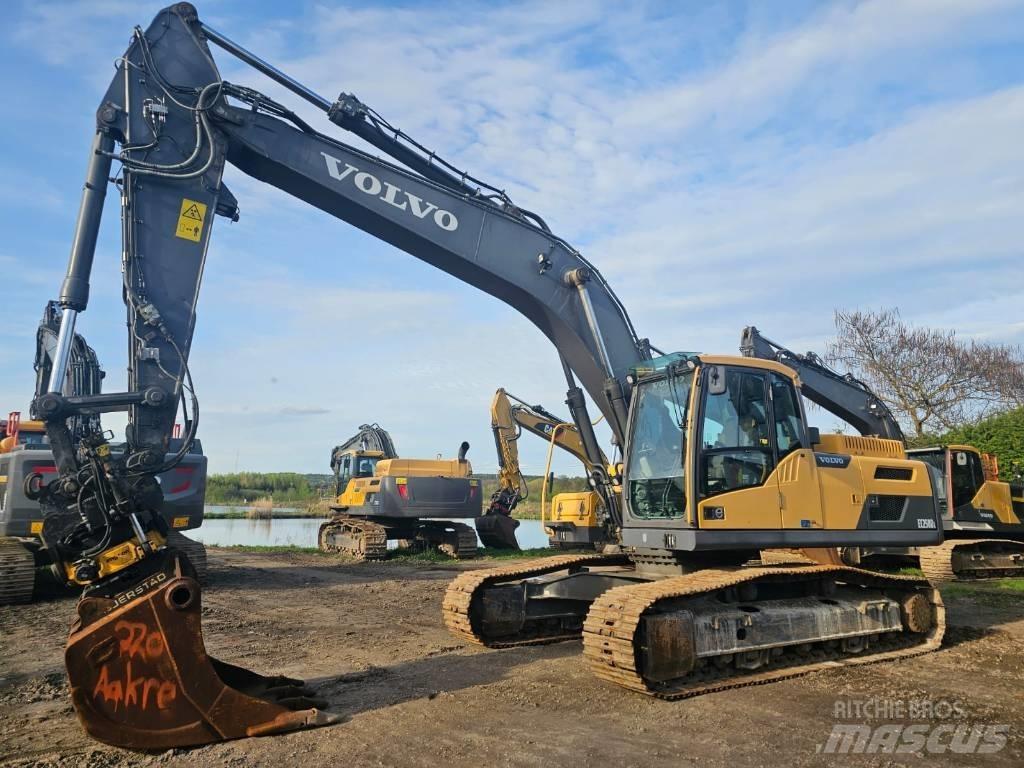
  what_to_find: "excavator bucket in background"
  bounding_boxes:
[64,550,338,749]
[475,513,521,550]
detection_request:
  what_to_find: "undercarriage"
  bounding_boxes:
[917,538,1024,583]
[845,538,1024,583]
[318,514,479,560]
[444,551,944,697]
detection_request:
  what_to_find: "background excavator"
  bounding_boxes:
[31,5,947,748]
[740,326,1024,582]
[317,423,502,559]
[0,303,207,605]
[487,388,611,549]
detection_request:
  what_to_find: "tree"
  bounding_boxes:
[827,309,1023,437]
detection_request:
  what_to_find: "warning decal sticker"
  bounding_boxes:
[175,198,207,242]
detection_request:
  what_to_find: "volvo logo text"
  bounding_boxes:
[814,453,851,469]
[320,152,459,232]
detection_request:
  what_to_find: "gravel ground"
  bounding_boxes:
[1,548,1021,767]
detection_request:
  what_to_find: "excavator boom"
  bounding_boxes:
[739,326,904,440]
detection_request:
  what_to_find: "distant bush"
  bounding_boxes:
[207,472,313,503]
[935,407,1024,482]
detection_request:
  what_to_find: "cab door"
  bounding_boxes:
[696,366,782,530]
[770,373,824,530]
[336,454,354,498]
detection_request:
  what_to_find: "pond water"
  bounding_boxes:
[192,511,552,550]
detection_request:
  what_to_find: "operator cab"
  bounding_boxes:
[621,353,942,551]
[624,354,810,526]
[0,414,50,454]
[334,450,383,493]
[907,445,985,515]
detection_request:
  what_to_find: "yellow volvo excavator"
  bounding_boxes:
[739,326,1024,583]
[317,423,499,559]
[487,388,612,548]
[878,446,1023,581]
[28,6,946,748]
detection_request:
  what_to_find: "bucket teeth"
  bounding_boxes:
[64,550,339,749]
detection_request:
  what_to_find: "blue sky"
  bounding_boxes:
[1,0,1022,476]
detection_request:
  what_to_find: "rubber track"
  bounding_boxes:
[443,553,628,647]
[0,538,35,605]
[919,538,1024,584]
[318,517,388,560]
[582,564,945,700]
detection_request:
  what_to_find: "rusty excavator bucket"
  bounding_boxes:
[64,550,339,750]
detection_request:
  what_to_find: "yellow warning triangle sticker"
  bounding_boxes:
[182,204,203,220]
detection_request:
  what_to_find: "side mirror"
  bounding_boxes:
[808,426,821,446]
[706,365,727,395]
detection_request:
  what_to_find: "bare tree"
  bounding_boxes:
[827,309,1024,437]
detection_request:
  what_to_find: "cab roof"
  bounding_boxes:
[630,352,798,383]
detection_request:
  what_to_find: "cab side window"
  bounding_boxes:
[950,451,983,508]
[701,369,771,497]
[770,374,804,459]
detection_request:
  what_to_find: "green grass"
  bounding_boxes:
[204,507,332,519]
[219,544,333,556]
[483,546,577,559]
[215,543,567,561]
[895,566,925,577]
[384,546,571,563]
[942,577,1024,605]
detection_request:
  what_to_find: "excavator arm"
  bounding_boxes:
[33,301,105,443]
[485,388,616,550]
[487,388,604,512]
[739,326,905,441]
[482,388,604,540]
[31,5,649,747]
[330,423,398,486]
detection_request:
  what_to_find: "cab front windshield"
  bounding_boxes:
[626,372,690,519]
